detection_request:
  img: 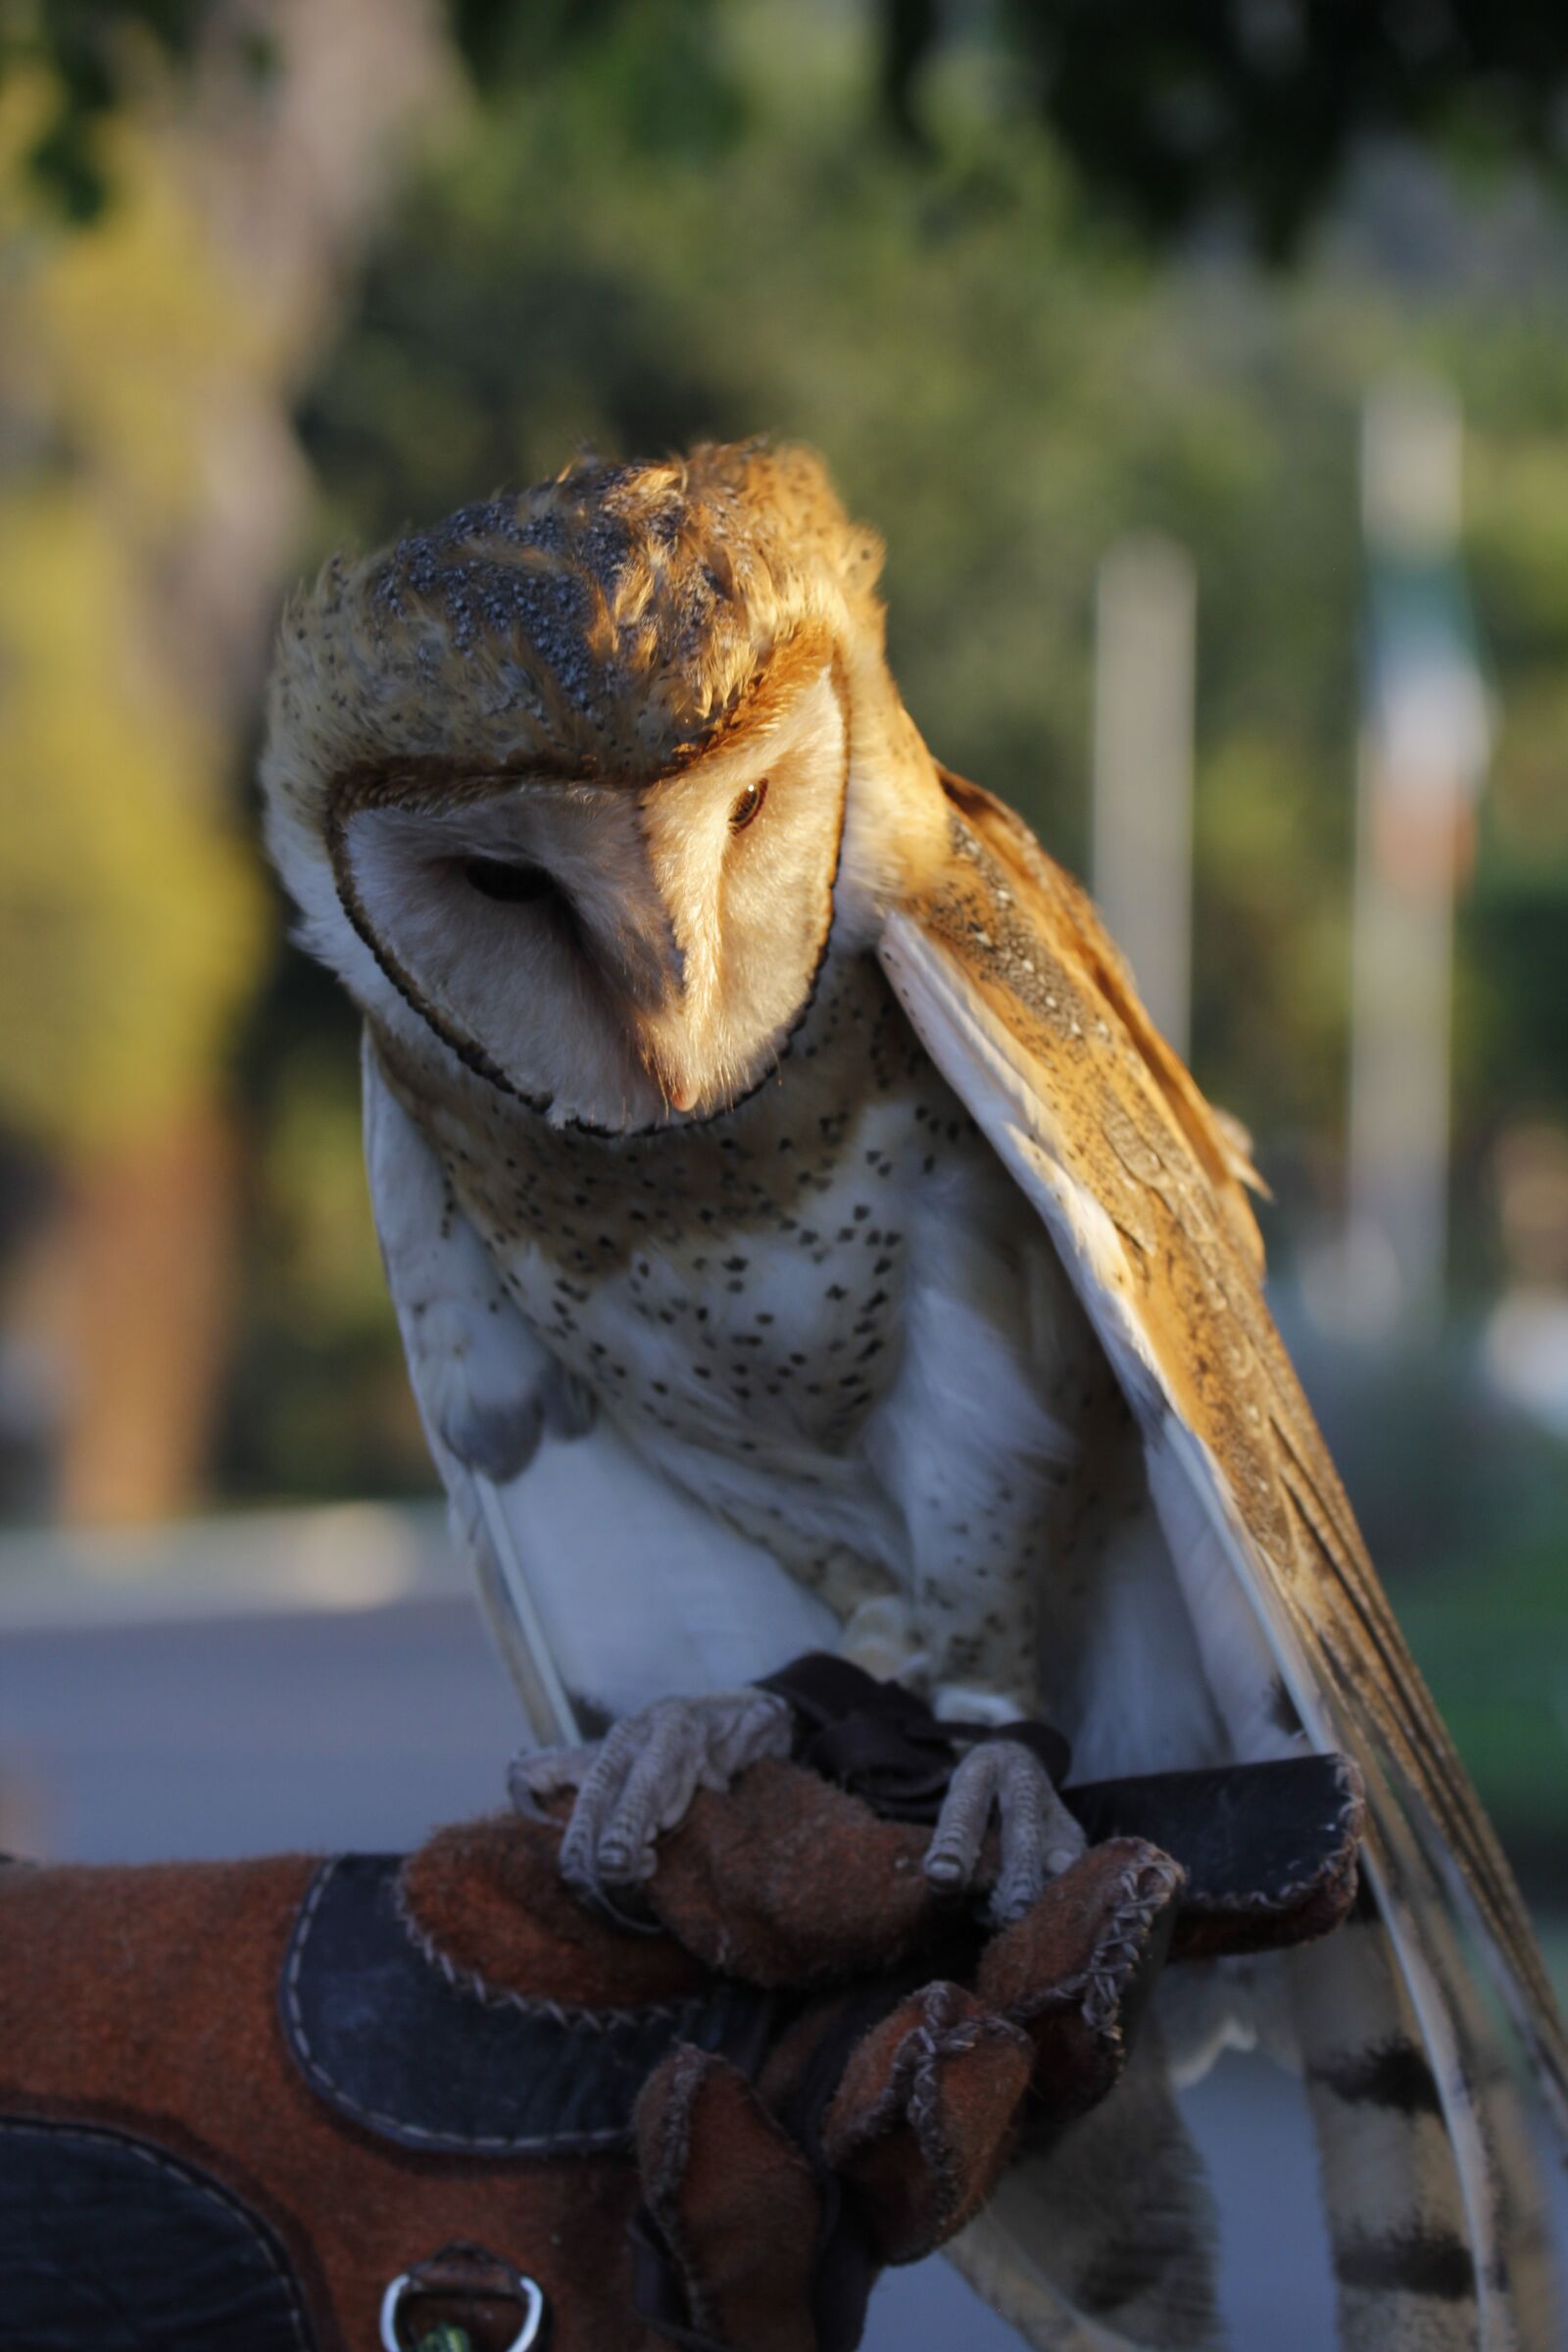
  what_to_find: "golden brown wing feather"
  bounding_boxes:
[887,769,1566,2111]
[939,767,1269,1263]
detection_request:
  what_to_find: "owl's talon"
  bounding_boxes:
[510,1690,794,1908]
[507,1740,598,1823]
[924,1737,1086,1927]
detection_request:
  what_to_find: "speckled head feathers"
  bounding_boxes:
[264,440,886,825]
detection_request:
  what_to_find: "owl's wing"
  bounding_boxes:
[363,1031,589,1741]
[363,1034,838,1740]
[879,767,1567,2325]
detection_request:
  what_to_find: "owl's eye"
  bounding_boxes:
[729,778,768,832]
[464,856,555,905]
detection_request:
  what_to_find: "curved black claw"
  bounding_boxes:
[923,1737,1087,1926]
[509,1689,794,1907]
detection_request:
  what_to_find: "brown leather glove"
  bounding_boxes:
[391,1738,1358,2350]
[0,1747,1360,2351]
[624,1830,1183,2352]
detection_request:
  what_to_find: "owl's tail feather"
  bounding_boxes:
[1290,1896,1484,2352]
[1290,1874,1558,2352]
[1132,1414,1563,2346]
[946,2020,1226,2352]
[950,1908,1544,2352]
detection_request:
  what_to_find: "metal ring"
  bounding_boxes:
[379,2266,546,2352]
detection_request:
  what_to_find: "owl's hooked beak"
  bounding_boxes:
[645,1055,702,1119]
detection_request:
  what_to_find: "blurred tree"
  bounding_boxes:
[15,0,1568,261]
[0,0,443,1517]
[916,1,1568,263]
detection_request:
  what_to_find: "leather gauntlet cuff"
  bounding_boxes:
[0,1662,1363,2352]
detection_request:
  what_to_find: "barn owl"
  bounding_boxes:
[263,443,1565,2349]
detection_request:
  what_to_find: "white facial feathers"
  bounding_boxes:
[326,662,849,1130]
[638,662,848,1118]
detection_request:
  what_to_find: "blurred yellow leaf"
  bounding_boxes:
[0,482,265,1156]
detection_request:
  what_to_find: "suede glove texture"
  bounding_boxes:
[409,1762,1190,2350]
[0,1735,1360,2351]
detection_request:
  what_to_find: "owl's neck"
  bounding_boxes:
[369,936,950,1200]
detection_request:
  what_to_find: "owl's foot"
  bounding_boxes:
[923,1738,1087,1927]
[508,1690,794,1906]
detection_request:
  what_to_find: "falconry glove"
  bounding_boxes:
[0,1675,1363,2352]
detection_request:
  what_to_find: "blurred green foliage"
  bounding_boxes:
[983,0,1568,262]
[0,71,265,1160]
[17,0,1568,258]
[223,958,434,1503]
[3,4,196,220]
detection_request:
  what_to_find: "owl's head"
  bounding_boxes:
[262,442,934,1132]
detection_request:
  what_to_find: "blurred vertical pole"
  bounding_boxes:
[1345,379,1490,1337]
[55,1110,237,1524]
[1092,535,1197,1057]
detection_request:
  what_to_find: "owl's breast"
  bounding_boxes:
[423,952,1008,1466]
[470,1095,934,1459]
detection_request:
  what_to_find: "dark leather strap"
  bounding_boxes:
[758,1653,1362,1954]
[774,1984,908,2352]
[279,1854,773,2156]
[1069,1753,1363,1955]
[757,1651,1071,1821]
